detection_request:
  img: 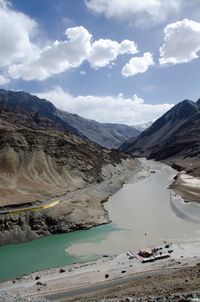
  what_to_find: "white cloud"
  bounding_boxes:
[0,74,10,85]
[6,22,138,80]
[160,19,200,65]
[85,0,182,26]
[122,52,154,77]
[0,1,140,82]
[36,87,173,125]
[9,26,92,81]
[0,0,39,68]
[87,39,137,68]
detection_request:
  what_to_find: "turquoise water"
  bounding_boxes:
[0,224,119,281]
[1,159,199,282]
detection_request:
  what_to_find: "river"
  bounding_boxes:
[0,159,199,281]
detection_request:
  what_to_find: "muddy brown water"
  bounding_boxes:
[0,159,199,281]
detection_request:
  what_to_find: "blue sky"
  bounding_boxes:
[0,0,200,125]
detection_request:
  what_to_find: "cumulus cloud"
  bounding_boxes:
[9,26,92,80]
[85,0,182,26]
[36,87,173,125]
[160,19,200,65]
[7,24,138,80]
[0,1,139,82]
[0,74,10,85]
[87,39,137,68]
[122,52,154,77]
[0,0,39,68]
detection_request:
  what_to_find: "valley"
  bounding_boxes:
[0,90,200,301]
[1,1,200,300]
[0,159,199,301]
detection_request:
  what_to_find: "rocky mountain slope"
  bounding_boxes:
[120,99,200,162]
[58,111,140,149]
[0,89,139,149]
[120,99,200,204]
[0,89,138,245]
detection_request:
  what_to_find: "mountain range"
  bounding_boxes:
[0,89,140,149]
[59,110,140,149]
[120,99,200,174]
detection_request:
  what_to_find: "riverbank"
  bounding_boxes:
[1,158,200,301]
[164,157,200,203]
[0,158,139,245]
[170,172,200,203]
[68,265,200,302]
[1,242,200,301]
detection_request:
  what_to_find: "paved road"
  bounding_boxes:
[43,268,177,301]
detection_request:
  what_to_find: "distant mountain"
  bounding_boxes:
[60,110,140,149]
[0,89,139,149]
[0,89,84,137]
[120,99,200,160]
[0,89,123,206]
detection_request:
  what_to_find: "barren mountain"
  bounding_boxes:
[59,111,140,149]
[120,97,200,203]
[0,89,138,245]
[0,89,139,149]
[120,99,200,161]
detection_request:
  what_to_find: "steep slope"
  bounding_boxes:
[0,89,82,137]
[120,99,200,161]
[0,89,138,245]
[0,89,139,149]
[59,111,140,149]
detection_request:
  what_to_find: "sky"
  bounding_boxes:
[0,0,200,125]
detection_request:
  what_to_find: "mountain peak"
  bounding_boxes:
[120,97,200,160]
[163,99,197,122]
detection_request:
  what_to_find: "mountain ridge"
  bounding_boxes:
[0,89,140,149]
[120,98,200,163]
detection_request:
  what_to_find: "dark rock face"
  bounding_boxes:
[0,209,104,245]
[120,99,200,161]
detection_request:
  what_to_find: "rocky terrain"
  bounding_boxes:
[70,265,200,302]
[0,89,138,245]
[120,99,200,162]
[120,99,200,203]
[0,89,140,150]
[60,111,140,149]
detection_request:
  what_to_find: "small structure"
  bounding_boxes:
[138,248,153,258]
[133,246,170,263]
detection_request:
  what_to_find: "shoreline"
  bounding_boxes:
[170,172,200,204]
[1,158,200,300]
[1,242,200,300]
[164,157,200,204]
[0,158,140,246]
